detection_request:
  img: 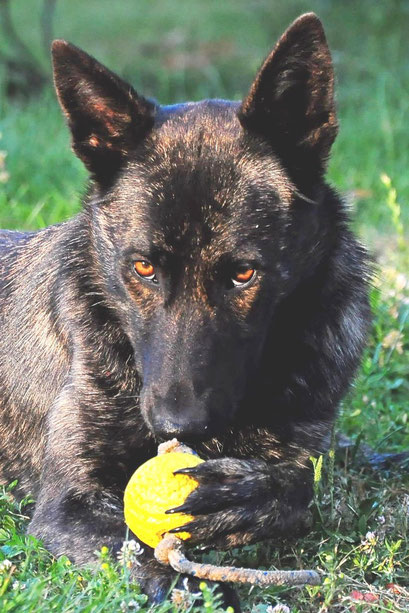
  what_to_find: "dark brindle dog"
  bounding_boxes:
[0,13,370,604]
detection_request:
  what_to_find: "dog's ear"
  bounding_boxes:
[52,40,155,183]
[238,13,337,182]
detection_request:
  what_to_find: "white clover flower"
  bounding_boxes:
[0,559,12,573]
[267,604,291,613]
[117,539,144,568]
[119,599,140,611]
[12,581,19,590]
[361,531,377,549]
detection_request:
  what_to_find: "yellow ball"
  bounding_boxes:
[124,452,204,548]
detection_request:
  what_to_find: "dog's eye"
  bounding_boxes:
[232,268,256,287]
[134,260,157,282]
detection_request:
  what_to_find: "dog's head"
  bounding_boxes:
[52,14,338,442]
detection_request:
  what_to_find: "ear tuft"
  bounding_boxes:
[238,13,338,184]
[51,41,156,183]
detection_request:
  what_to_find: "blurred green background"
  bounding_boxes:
[1,0,409,245]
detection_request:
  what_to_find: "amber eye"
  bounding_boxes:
[232,268,256,287]
[134,260,157,281]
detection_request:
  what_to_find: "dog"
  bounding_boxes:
[0,12,370,604]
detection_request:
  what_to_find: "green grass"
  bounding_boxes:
[0,0,408,611]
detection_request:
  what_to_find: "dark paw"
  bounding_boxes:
[171,458,272,514]
[167,458,274,547]
[132,559,176,604]
[165,458,313,549]
[173,576,241,612]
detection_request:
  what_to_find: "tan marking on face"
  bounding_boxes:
[191,278,209,307]
[126,277,158,318]
[232,282,260,319]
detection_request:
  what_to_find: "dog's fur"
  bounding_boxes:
[0,13,370,603]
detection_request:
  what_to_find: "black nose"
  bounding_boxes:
[145,381,213,442]
[150,413,213,443]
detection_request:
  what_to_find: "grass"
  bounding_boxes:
[0,0,408,611]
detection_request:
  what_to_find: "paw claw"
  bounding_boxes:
[167,503,189,514]
[173,467,196,476]
[169,522,191,534]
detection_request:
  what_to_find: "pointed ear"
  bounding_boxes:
[238,13,338,182]
[52,40,156,183]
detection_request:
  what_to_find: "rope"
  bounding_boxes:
[155,534,322,586]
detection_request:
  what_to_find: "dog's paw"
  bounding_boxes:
[132,559,175,604]
[170,458,273,513]
[167,457,276,547]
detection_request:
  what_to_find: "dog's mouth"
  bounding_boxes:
[147,412,226,444]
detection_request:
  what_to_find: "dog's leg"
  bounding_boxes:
[29,485,239,607]
[28,386,239,607]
